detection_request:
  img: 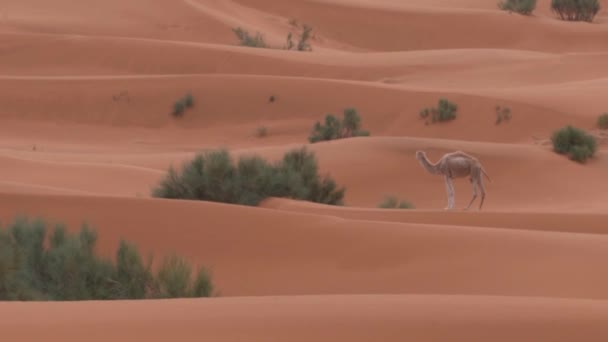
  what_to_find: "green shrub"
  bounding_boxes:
[498,0,537,14]
[152,147,345,206]
[551,125,597,163]
[551,0,600,22]
[495,105,512,125]
[0,216,213,301]
[171,93,194,117]
[233,27,267,48]
[173,101,185,117]
[297,25,313,51]
[597,113,608,129]
[309,108,370,143]
[285,24,313,51]
[378,195,415,209]
[184,93,194,108]
[419,98,458,124]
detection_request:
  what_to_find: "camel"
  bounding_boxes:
[415,150,492,211]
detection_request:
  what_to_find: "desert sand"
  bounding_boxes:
[1,0,608,340]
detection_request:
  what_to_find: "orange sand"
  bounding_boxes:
[1,0,608,340]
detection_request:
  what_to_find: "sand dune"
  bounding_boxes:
[3,0,608,339]
[4,294,608,342]
[3,193,608,299]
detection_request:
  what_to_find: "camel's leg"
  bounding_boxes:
[464,178,478,211]
[477,177,487,210]
[444,175,455,210]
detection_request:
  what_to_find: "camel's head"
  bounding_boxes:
[415,150,426,161]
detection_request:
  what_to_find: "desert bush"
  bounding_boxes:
[495,105,512,125]
[152,253,211,298]
[419,98,458,124]
[597,113,608,129]
[152,147,345,206]
[297,25,313,51]
[551,0,600,22]
[0,216,213,301]
[498,0,537,14]
[378,195,415,209]
[255,126,268,138]
[309,108,370,143]
[233,27,267,48]
[171,93,194,117]
[551,125,597,163]
[285,23,313,51]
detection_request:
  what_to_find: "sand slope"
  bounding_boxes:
[4,295,608,342]
[2,0,608,340]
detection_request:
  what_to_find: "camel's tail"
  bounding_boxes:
[481,167,492,183]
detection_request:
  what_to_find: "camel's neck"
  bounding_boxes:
[418,156,439,174]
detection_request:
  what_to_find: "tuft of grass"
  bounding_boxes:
[378,195,415,209]
[551,125,597,163]
[232,27,267,48]
[152,147,345,206]
[498,0,537,14]
[0,216,214,301]
[495,105,512,125]
[255,126,268,138]
[551,0,600,22]
[419,98,458,124]
[597,113,608,130]
[309,108,370,143]
[284,24,313,51]
[171,93,195,118]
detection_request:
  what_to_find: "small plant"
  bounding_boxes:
[232,27,267,48]
[498,0,537,14]
[551,0,600,22]
[309,108,370,143]
[173,100,185,117]
[378,195,415,209]
[255,126,268,138]
[284,24,313,51]
[597,113,608,130]
[171,93,195,118]
[419,98,458,124]
[495,105,512,125]
[551,125,597,163]
[285,32,295,50]
[269,95,276,103]
[184,93,194,108]
[297,25,313,51]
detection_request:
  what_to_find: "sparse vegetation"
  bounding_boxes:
[309,108,370,143]
[152,147,345,206]
[551,0,600,22]
[597,113,608,130]
[284,19,313,51]
[0,216,213,301]
[419,98,458,124]
[378,195,415,209]
[296,25,313,51]
[232,27,267,48]
[551,125,597,163]
[495,105,512,125]
[498,0,537,14]
[255,126,268,138]
[171,93,194,117]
